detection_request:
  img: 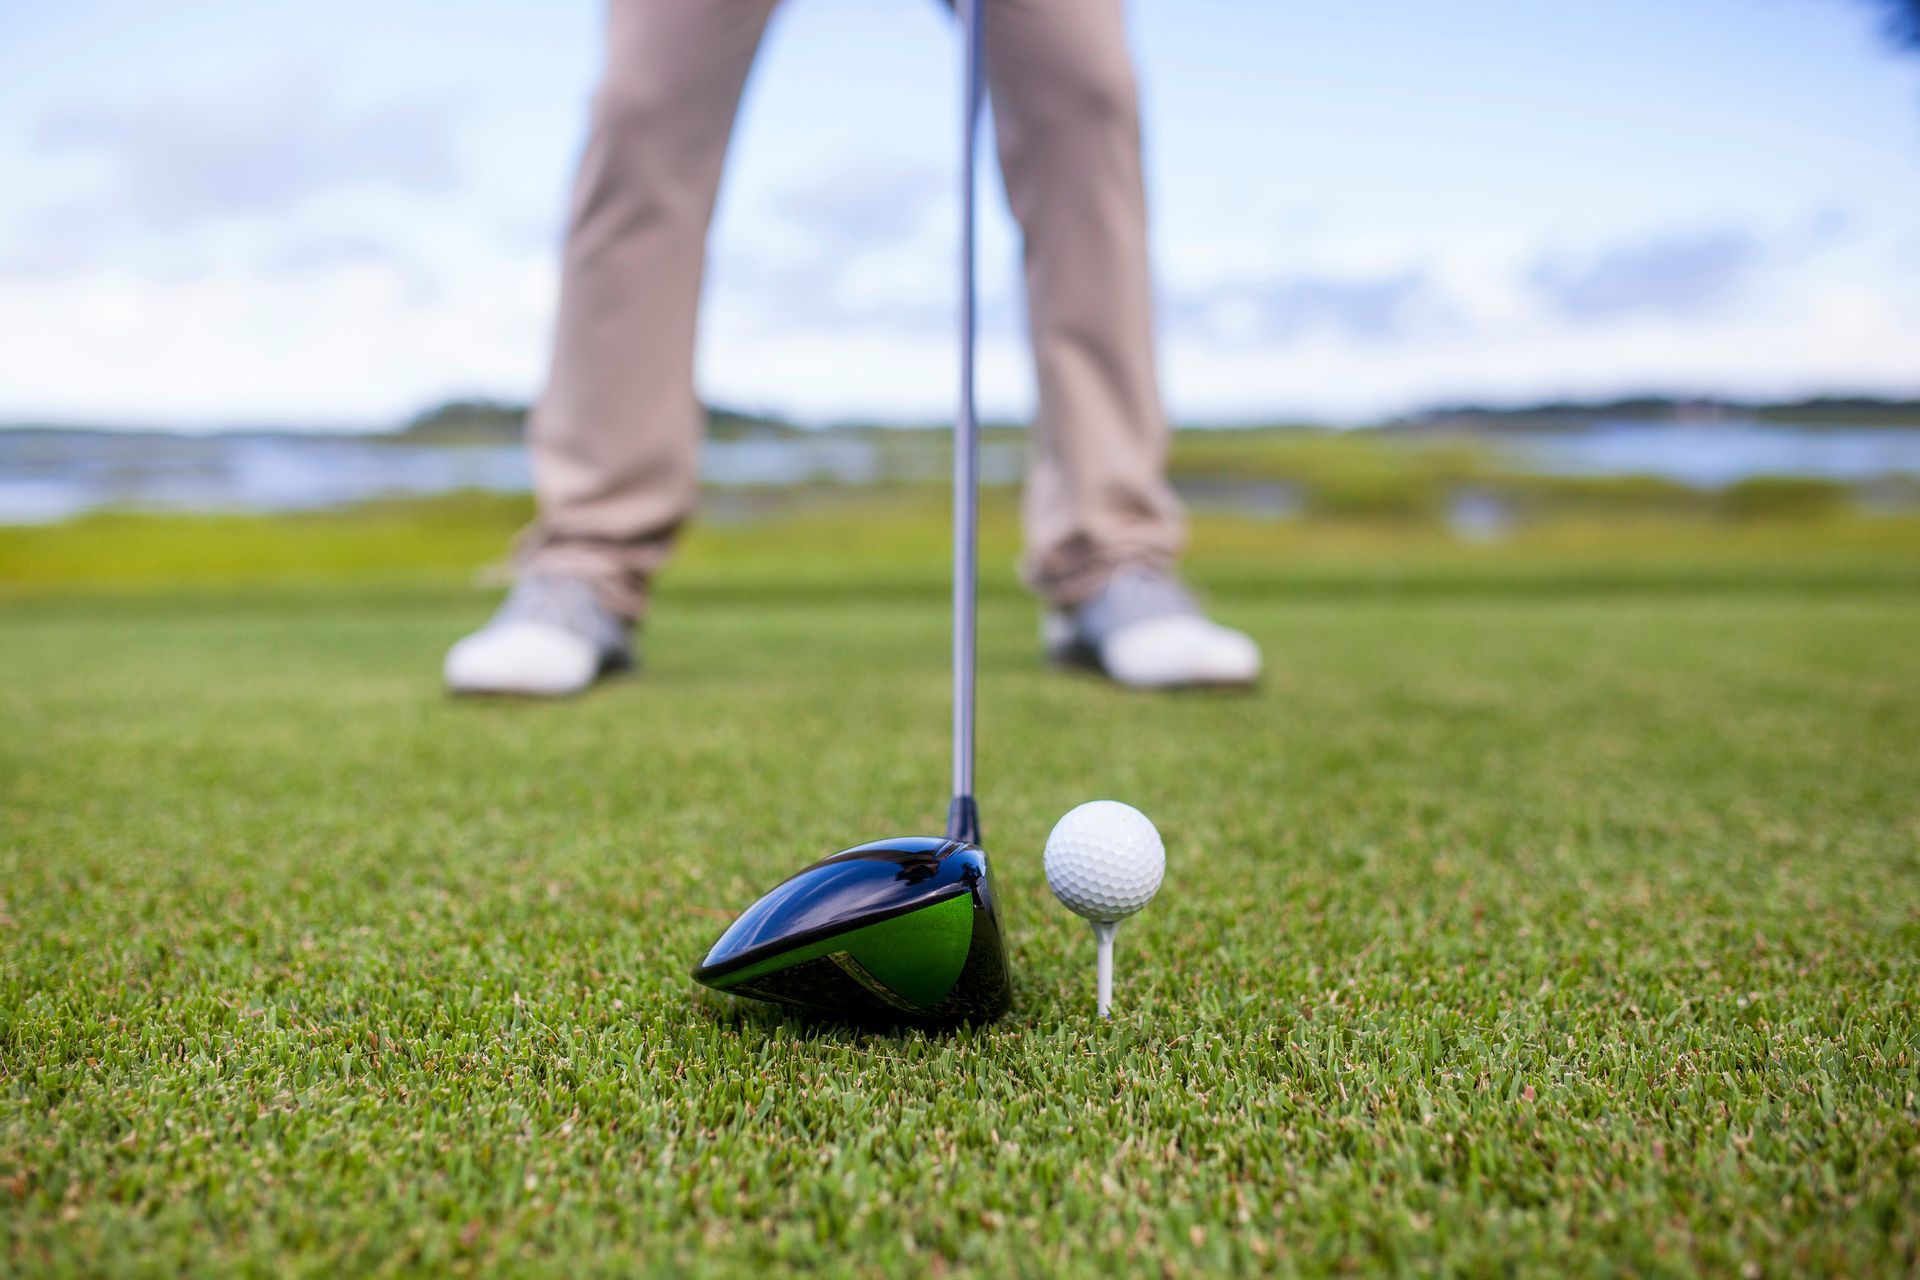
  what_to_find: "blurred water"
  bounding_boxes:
[1,421,1917,525]
[0,434,530,525]
[1509,421,1920,487]
[0,432,974,525]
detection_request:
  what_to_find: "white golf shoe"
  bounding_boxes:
[444,573,633,697]
[1044,567,1261,689]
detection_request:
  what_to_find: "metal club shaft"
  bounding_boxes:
[946,0,985,846]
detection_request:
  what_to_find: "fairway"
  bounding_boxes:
[4,510,1919,1275]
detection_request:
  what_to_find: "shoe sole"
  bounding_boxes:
[1043,646,1261,691]
[446,651,636,700]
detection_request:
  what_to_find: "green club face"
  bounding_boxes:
[693,837,1012,1023]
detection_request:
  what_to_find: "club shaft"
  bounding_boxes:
[950,0,984,826]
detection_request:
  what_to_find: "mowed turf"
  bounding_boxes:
[3,508,1919,1277]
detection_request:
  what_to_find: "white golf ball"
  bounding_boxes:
[1044,801,1165,923]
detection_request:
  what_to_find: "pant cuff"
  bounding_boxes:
[1023,549,1178,612]
[514,542,649,622]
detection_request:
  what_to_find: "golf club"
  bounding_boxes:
[690,0,1011,1024]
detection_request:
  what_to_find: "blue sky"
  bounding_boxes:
[1,0,1917,428]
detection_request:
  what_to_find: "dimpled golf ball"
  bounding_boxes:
[1044,800,1165,923]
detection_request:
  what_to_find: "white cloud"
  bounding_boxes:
[8,209,1918,429]
[35,75,459,231]
[0,241,554,428]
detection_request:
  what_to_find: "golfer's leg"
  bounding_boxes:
[519,0,779,619]
[985,0,1185,609]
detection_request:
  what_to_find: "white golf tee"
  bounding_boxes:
[1092,920,1117,1017]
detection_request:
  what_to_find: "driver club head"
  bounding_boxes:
[693,836,1012,1025]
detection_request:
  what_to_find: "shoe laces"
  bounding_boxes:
[1073,566,1199,641]
[496,573,630,656]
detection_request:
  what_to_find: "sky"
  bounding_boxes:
[1,0,1917,430]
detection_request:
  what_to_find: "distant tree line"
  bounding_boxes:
[1406,394,1920,430]
[392,393,1920,441]
[1419,394,1920,417]
[399,399,800,442]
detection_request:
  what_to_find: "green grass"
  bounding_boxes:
[3,501,1919,1276]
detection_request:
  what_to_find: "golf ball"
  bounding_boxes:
[1044,801,1165,923]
